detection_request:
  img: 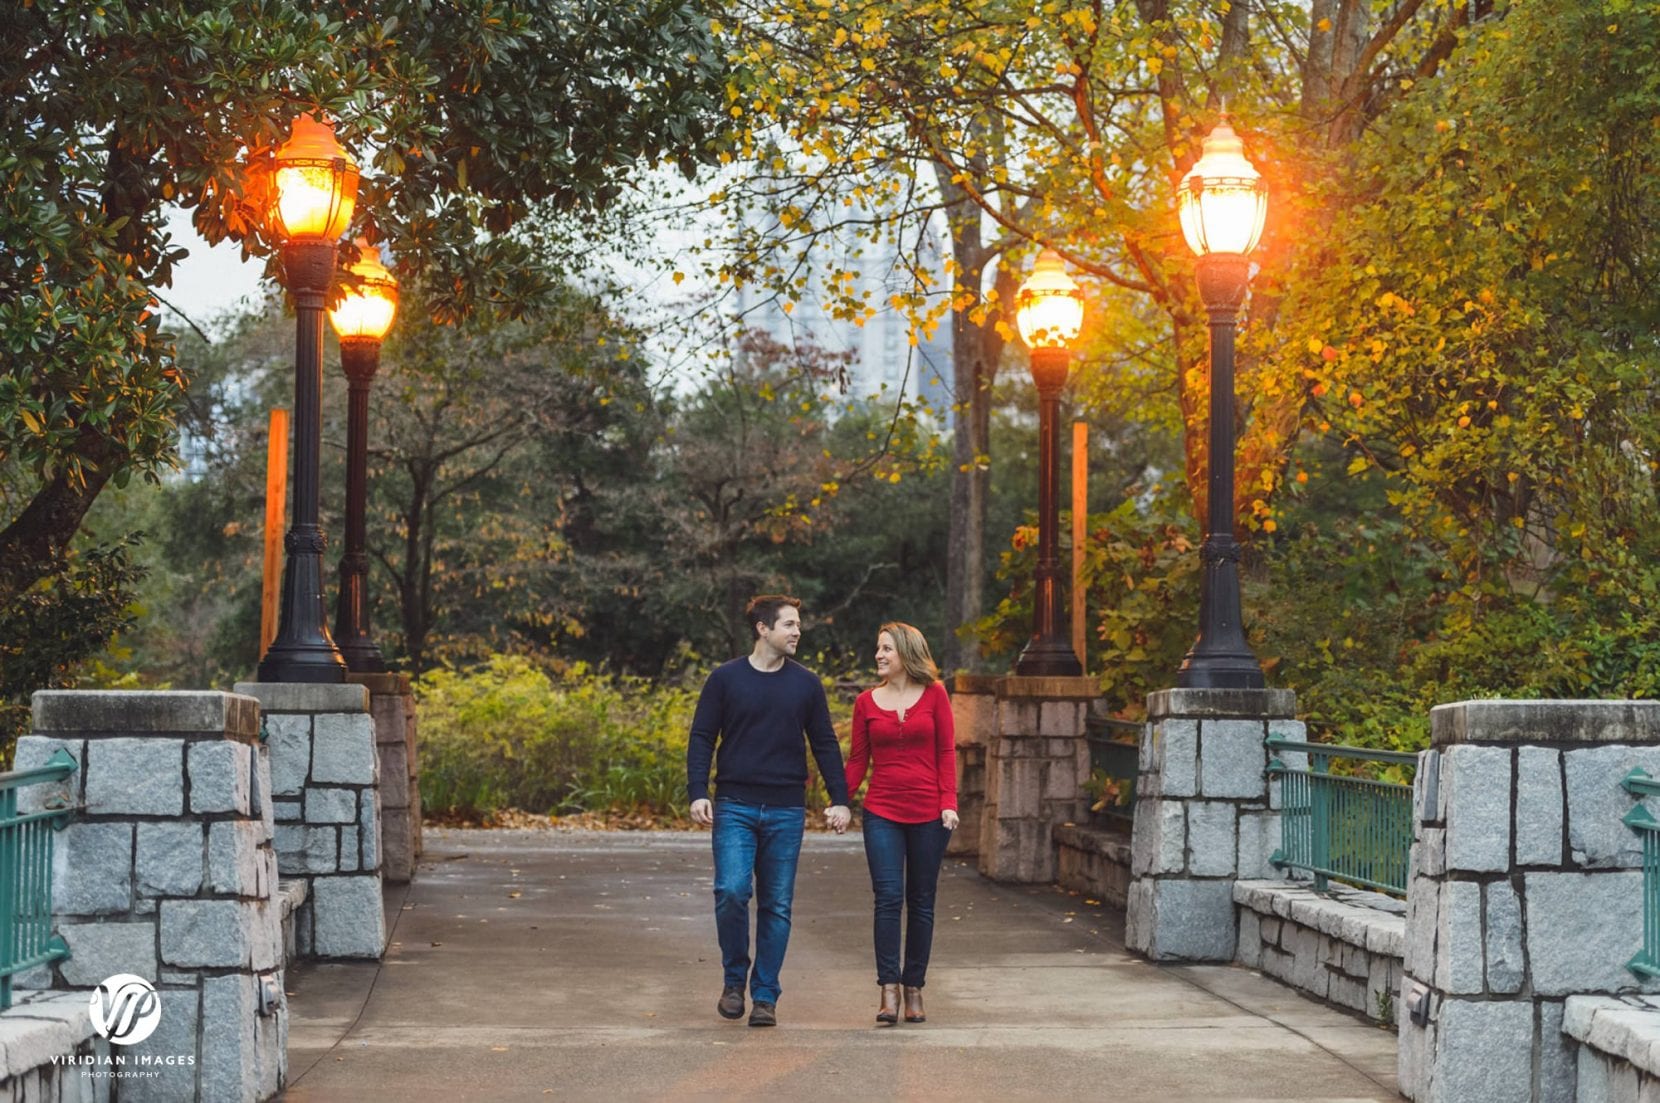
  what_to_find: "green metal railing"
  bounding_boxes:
[1622,768,1660,979]
[1266,736,1415,897]
[0,749,77,1010]
[1084,715,1142,829]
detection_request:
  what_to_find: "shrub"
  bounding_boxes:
[416,654,853,822]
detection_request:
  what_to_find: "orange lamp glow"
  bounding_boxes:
[328,241,398,342]
[1177,120,1268,258]
[273,114,359,243]
[1015,250,1084,349]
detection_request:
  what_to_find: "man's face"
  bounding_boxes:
[758,607,802,655]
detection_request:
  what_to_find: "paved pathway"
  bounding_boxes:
[283,828,1399,1102]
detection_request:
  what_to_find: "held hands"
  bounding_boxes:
[941,809,959,831]
[690,799,713,826]
[825,805,851,834]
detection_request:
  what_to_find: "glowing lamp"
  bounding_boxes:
[329,241,398,342]
[273,114,359,243]
[1177,121,1268,258]
[1015,250,1084,349]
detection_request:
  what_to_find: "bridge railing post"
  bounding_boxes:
[1125,687,1301,962]
[21,689,284,1101]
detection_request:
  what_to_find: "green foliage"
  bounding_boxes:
[415,655,701,820]
[0,538,145,753]
[1252,0,1660,749]
[1084,767,1135,817]
[971,489,1200,716]
[414,653,854,820]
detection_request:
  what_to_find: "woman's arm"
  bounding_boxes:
[931,682,958,812]
[844,693,872,798]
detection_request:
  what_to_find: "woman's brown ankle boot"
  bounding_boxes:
[903,985,925,1023]
[876,984,900,1024]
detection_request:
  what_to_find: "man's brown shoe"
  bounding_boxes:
[717,986,745,1020]
[903,986,925,1023]
[748,1001,777,1027]
[876,984,900,1025]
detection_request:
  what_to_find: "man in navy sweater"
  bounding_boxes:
[687,594,850,1027]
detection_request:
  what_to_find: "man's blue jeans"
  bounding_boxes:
[712,798,806,1005]
[862,810,952,987]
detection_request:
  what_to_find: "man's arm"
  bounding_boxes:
[804,679,851,832]
[686,670,723,810]
[804,680,849,807]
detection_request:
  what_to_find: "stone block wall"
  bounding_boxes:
[948,675,997,858]
[1398,699,1660,1103]
[1126,688,1301,961]
[1053,823,1132,907]
[975,676,1095,883]
[234,683,385,960]
[350,674,418,882]
[1234,880,1404,1024]
[18,690,285,1102]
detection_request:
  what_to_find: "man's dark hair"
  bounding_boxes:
[745,594,802,639]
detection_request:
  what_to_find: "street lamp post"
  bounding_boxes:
[257,114,358,683]
[1173,120,1270,689]
[1013,250,1085,677]
[328,240,399,673]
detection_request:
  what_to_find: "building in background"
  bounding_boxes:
[732,218,954,412]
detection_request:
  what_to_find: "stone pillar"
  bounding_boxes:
[17,690,286,1103]
[1398,700,1660,1103]
[348,673,418,883]
[976,675,1095,883]
[234,683,385,960]
[947,675,997,858]
[1126,687,1301,962]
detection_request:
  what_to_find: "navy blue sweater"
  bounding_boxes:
[686,657,849,807]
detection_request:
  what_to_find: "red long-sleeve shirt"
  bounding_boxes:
[845,680,958,824]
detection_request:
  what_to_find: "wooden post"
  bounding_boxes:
[261,408,290,660]
[1072,420,1087,671]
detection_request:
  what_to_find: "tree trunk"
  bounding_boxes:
[400,464,433,673]
[0,431,121,610]
[936,163,1007,674]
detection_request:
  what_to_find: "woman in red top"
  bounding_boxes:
[845,621,958,1025]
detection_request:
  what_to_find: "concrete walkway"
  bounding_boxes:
[282,829,1400,1102]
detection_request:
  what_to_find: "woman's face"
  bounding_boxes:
[875,632,899,680]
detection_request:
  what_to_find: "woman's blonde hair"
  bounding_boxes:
[878,621,939,686]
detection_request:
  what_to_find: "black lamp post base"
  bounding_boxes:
[1174,651,1265,689]
[257,641,349,683]
[337,638,387,674]
[1014,635,1084,677]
